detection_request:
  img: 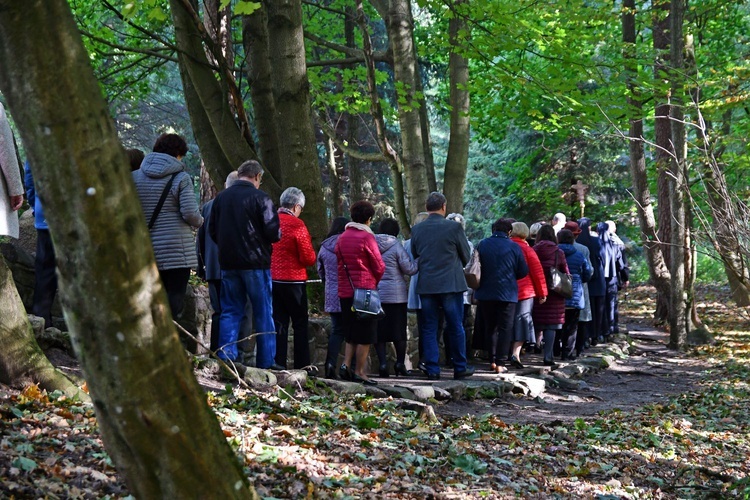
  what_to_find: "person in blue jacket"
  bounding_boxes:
[24,161,57,328]
[557,229,592,360]
[577,217,606,346]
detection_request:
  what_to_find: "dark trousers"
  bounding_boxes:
[326,312,345,366]
[604,285,619,336]
[588,295,606,341]
[558,308,580,359]
[273,282,310,369]
[208,280,222,352]
[480,300,516,365]
[158,268,191,319]
[33,229,58,328]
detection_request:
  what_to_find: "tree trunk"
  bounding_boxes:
[623,0,671,322]
[326,137,343,216]
[171,0,282,198]
[0,2,255,497]
[357,0,411,234]
[256,0,328,243]
[381,0,429,221]
[443,0,470,215]
[0,254,86,399]
[653,0,672,325]
[668,0,691,350]
[242,5,284,183]
[345,7,364,204]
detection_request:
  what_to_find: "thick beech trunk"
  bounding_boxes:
[373,0,429,221]
[668,0,692,350]
[0,2,255,497]
[0,255,85,399]
[653,0,672,324]
[243,5,285,184]
[443,0,470,215]
[171,0,281,198]
[623,0,671,328]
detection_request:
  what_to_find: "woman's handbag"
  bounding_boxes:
[337,248,386,320]
[549,251,573,299]
[464,243,481,290]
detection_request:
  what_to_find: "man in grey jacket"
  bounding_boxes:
[409,192,474,380]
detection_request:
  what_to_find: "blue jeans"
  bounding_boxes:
[219,269,276,368]
[420,293,468,375]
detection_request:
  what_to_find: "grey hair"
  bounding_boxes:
[280,187,306,209]
[553,212,566,224]
[446,213,466,229]
[529,222,545,237]
[413,211,430,225]
[225,171,239,189]
[238,159,264,179]
[511,221,530,239]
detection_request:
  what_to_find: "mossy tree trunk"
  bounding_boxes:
[0,1,255,497]
[0,254,85,399]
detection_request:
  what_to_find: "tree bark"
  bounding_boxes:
[326,137,343,216]
[0,2,255,497]
[0,254,86,399]
[378,0,429,221]
[252,0,328,243]
[356,0,411,234]
[345,6,364,204]
[242,5,284,184]
[668,0,691,350]
[171,0,282,198]
[443,0,470,215]
[653,0,672,325]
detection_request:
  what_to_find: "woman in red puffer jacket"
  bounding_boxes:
[510,222,548,368]
[334,201,385,385]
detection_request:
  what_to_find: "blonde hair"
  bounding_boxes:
[511,221,529,239]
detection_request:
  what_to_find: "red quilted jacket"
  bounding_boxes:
[512,237,548,301]
[334,225,385,298]
[271,211,316,281]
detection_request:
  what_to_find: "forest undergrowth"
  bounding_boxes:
[0,285,748,499]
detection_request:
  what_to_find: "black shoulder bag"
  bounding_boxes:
[549,250,574,299]
[148,173,179,230]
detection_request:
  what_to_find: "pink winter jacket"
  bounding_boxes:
[334,224,385,298]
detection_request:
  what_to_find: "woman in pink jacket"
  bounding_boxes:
[334,201,385,385]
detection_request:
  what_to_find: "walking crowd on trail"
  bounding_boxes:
[2,128,631,386]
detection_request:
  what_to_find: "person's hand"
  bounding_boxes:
[622,281,629,289]
[9,194,23,211]
[539,296,547,304]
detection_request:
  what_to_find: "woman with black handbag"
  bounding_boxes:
[532,224,570,368]
[335,201,385,385]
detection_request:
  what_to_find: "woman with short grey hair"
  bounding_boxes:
[279,187,305,211]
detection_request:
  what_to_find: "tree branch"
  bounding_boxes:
[317,117,387,162]
[304,31,390,63]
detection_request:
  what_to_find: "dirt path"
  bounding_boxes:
[437,323,712,424]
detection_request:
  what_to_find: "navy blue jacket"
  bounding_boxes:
[474,232,529,302]
[577,219,606,297]
[559,243,592,309]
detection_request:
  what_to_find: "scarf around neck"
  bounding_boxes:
[345,221,374,234]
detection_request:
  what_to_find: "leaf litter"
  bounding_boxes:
[0,284,748,499]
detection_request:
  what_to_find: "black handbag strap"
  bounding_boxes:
[335,246,357,292]
[148,172,179,229]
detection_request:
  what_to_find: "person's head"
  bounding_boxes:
[537,224,558,243]
[491,217,515,234]
[557,229,575,244]
[377,217,400,237]
[237,160,264,187]
[225,170,239,189]
[280,187,306,217]
[413,211,430,225]
[152,133,188,159]
[606,220,617,234]
[350,200,375,225]
[511,221,530,239]
[529,221,546,238]
[578,217,592,231]
[425,192,447,214]
[126,148,144,171]
[564,221,581,236]
[596,221,609,235]
[553,212,566,226]
[327,216,349,238]
[446,213,466,229]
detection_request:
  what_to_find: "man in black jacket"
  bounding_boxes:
[209,160,282,370]
[410,192,474,380]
